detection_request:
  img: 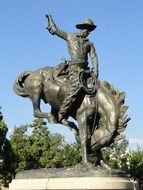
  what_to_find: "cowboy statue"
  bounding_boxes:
[45,14,99,125]
[14,14,130,167]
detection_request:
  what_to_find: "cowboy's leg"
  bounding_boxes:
[58,70,80,121]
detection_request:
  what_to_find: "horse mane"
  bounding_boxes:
[90,80,130,151]
[100,81,130,141]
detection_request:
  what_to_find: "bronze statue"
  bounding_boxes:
[45,14,99,125]
[13,68,130,167]
[13,14,130,168]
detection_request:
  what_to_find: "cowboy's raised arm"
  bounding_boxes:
[89,42,99,79]
[45,14,67,40]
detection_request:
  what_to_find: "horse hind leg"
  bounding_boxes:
[32,89,46,118]
[30,86,49,119]
[31,85,75,126]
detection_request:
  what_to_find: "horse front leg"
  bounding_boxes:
[78,112,91,168]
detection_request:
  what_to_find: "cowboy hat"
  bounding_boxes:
[76,18,97,31]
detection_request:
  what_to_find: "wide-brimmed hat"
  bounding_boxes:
[76,18,97,31]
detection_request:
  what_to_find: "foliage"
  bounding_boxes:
[62,142,81,166]
[9,118,81,173]
[102,136,129,169]
[0,139,15,186]
[0,110,14,187]
[103,137,143,185]
[10,119,64,171]
[10,124,30,172]
[0,115,8,156]
[127,147,143,184]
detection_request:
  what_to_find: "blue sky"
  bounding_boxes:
[0,0,143,147]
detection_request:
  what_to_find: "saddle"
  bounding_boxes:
[52,60,98,95]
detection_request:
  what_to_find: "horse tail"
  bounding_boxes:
[13,71,31,97]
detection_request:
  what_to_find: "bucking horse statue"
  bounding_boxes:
[13,62,130,168]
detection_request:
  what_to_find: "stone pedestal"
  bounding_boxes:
[9,167,134,190]
[9,176,134,190]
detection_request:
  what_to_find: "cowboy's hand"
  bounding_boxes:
[45,13,51,20]
[45,13,52,30]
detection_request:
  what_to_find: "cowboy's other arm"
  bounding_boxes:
[45,14,67,40]
[89,43,99,78]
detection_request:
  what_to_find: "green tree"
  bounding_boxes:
[9,118,82,174]
[10,118,79,171]
[62,142,81,167]
[0,110,14,187]
[0,111,8,160]
[10,124,30,172]
[127,147,143,186]
[28,119,64,168]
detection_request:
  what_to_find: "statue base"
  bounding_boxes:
[9,166,134,190]
[9,177,134,190]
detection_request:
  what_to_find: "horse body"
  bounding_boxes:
[13,66,129,167]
